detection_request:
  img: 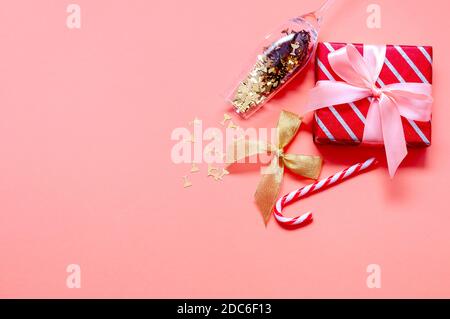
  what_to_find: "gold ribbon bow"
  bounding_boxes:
[226,110,323,224]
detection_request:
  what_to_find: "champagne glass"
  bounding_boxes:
[226,0,336,119]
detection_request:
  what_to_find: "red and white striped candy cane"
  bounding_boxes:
[274,157,378,227]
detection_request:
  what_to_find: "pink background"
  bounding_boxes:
[0,0,449,298]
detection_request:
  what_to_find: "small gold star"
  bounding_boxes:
[220,113,232,126]
[213,168,230,181]
[183,176,192,188]
[190,163,200,173]
[228,121,239,130]
[207,164,219,177]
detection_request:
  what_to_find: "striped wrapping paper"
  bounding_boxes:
[313,42,432,147]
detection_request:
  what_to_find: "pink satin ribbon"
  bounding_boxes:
[305,44,433,177]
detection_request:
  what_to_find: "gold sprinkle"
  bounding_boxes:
[228,121,239,129]
[220,168,230,178]
[183,176,192,188]
[220,113,232,126]
[213,168,230,181]
[207,164,218,177]
[190,163,200,173]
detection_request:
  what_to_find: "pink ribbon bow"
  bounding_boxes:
[305,44,433,177]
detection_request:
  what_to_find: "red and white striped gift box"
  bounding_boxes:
[313,42,432,147]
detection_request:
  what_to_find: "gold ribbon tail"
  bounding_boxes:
[254,156,284,225]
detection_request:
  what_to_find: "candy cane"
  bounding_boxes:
[274,157,378,227]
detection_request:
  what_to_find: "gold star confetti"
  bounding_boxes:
[207,164,219,177]
[183,175,192,188]
[220,168,230,179]
[228,121,239,130]
[213,168,230,181]
[190,163,200,173]
[220,113,232,126]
